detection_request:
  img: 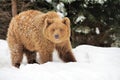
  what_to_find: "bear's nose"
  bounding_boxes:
[54,34,59,39]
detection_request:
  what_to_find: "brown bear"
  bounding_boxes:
[7,10,76,68]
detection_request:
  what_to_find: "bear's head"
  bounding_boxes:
[43,17,71,43]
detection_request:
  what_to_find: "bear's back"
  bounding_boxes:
[7,10,45,51]
[9,10,43,32]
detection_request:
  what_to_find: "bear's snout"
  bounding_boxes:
[54,34,59,39]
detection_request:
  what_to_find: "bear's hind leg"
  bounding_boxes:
[24,49,37,64]
[11,51,23,68]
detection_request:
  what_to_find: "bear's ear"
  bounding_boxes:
[45,18,53,28]
[62,17,70,27]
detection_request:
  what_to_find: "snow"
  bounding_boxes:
[75,28,82,33]
[75,26,90,34]
[95,27,100,34]
[56,2,67,17]
[85,0,107,4]
[0,40,11,68]
[95,0,107,4]
[30,0,36,2]
[45,0,52,3]
[0,39,120,80]
[57,12,64,18]
[57,2,64,11]
[75,15,86,24]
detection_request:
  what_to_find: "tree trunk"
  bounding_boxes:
[11,0,17,17]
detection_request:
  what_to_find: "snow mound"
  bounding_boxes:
[73,45,120,64]
[0,40,11,68]
[0,40,120,80]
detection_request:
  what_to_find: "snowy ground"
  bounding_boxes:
[0,39,120,80]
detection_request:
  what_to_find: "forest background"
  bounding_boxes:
[0,0,119,47]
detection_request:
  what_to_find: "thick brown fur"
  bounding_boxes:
[7,10,76,68]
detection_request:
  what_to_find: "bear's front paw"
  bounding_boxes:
[14,63,20,68]
[59,51,77,62]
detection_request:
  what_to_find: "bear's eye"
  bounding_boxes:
[52,29,55,32]
[60,29,63,32]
